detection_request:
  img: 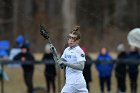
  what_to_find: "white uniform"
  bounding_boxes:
[61,45,88,93]
[8,48,21,68]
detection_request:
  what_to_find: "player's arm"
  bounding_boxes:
[64,61,85,70]
[64,49,86,70]
[58,48,86,70]
[57,59,85,70]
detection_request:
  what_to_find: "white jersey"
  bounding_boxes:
[9,48,21,60]
[61,45,86,84]
[8,48,21,68]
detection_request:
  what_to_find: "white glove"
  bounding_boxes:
[57,58,66,69]
[49,44,57,52]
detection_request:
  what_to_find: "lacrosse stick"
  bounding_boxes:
[40,24,64,69]
[127,28,140,48]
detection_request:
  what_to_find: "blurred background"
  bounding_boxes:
[0,0,140,53]
[0,0,140,93]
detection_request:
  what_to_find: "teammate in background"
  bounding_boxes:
[127,27,140,93]
[82,47,93,92]
[53,26,88,93]
[42,43,56,93]
[8,34,25,68]
[126,46,140,93]
[14,44,35,93]
[115,44,127,93]
[95,47,113,93]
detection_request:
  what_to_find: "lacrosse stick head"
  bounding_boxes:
[127,28,140,48]
[40,25,49,39]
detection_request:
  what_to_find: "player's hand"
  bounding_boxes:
[57,58,65,65]
[49,44,57,54]
[57,58,66,69]
[49,44,55,50]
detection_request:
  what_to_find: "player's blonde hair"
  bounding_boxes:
[69,26,81,40]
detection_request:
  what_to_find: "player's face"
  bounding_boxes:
[21,48,27,54]
[67,34,79,47]
[101,47,107,55]
[129,46,137,52]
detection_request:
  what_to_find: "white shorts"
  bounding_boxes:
[61,83,88,93]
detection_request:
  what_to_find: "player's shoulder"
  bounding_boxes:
[75,46,85,58]
[64,47,70,51]
[63,47,70,53]
[75,46,85,54]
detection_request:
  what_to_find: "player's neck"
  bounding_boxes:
[69,44,78,49]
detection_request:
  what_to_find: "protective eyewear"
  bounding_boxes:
[67,35,77,40]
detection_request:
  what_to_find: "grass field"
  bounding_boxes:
[2,65,140,93]
[1,53,140,93]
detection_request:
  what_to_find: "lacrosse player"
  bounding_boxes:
[57,26,88,93]
[127,28,140,93]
